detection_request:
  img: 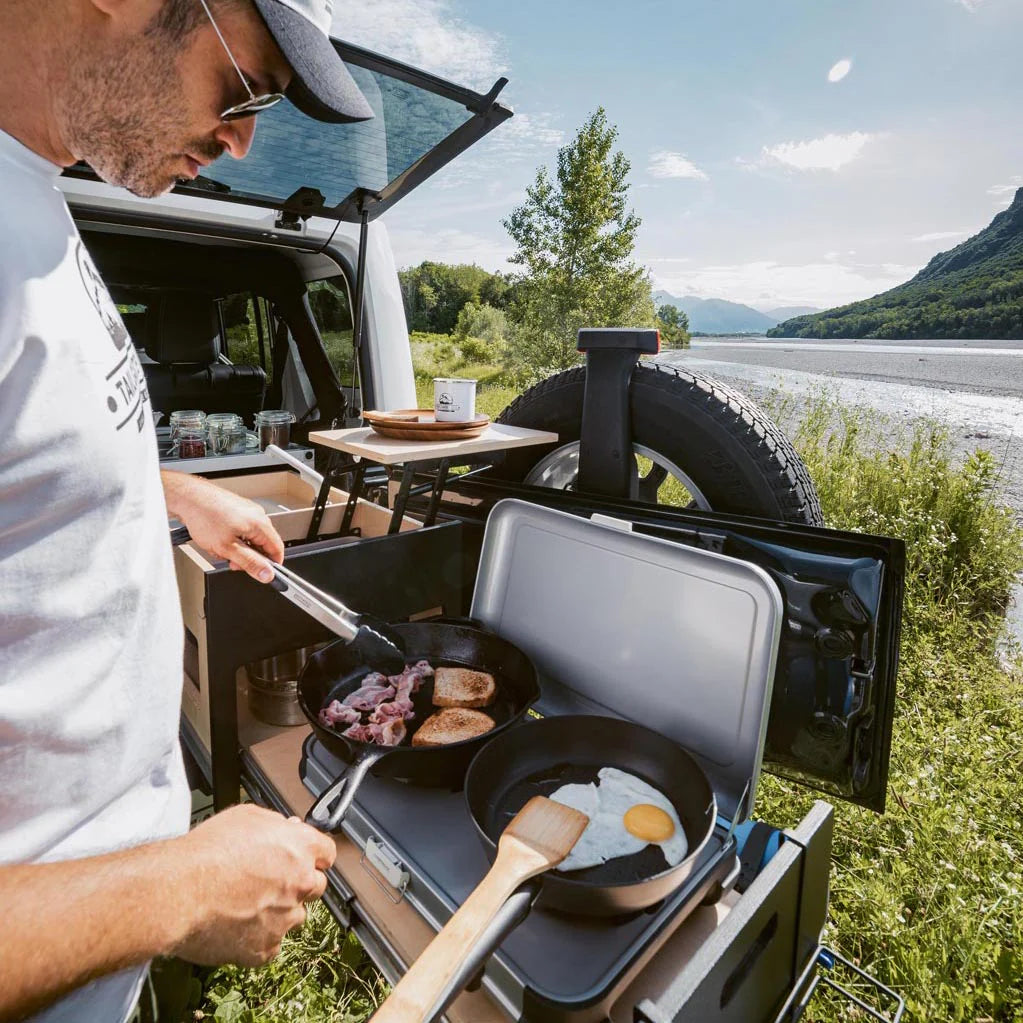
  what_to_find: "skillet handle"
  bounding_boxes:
[372,838,552,1023]
[306,748,388,832]
[426,883,537,1022]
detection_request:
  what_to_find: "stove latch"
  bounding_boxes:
[361,837,410,904]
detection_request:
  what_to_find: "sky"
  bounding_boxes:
[332,0,1023,313]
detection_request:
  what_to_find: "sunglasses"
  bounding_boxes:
[198,0,286,121]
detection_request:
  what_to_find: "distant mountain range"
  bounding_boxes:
[769,187,1023,340]
[766,305,821,321]
[652,291,820,333]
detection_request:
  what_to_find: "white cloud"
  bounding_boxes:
[988,176,1023,197]
[497,112,565,150]
[827,59,853,83]
[912,230,970,243]
[648,151,708,181]
[333,0,505,89]
[387,225,513,273]
[758,132,879,172]
[955,0,986,10]
[651,259,918,309]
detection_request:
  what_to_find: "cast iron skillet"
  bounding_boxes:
[299,621,540,832]
[465,714,717,916]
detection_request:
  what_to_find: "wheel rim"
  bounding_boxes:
[522,442,713,511]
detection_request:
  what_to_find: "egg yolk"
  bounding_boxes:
[623,803,675,843]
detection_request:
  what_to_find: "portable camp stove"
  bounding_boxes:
[298,499,797,1021]
[301,728,739,1022]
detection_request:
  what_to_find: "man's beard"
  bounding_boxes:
[58,26,223,197]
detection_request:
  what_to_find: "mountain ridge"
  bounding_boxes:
[652,291,780,333]
[769,188,1023,340]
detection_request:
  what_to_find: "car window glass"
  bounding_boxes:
[308,278,355,386]
[220,293,273,376]
[205,64,473,213]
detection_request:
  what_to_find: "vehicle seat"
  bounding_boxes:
[142,294,266,422]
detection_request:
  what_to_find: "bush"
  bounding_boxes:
[458,335,495,364]
[757,394,1023,1023]
[453,301,508,346]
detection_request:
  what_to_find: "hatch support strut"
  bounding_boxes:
[352,202,371,372]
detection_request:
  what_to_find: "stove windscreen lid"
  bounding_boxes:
[470,499,783,823]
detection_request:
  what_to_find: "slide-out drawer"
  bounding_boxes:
[628,802,833,1023]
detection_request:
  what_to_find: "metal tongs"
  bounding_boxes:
[265,558,407,674]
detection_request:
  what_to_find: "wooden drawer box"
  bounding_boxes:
[172,471,456,804]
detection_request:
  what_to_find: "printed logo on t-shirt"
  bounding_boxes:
[75,239,151,434]
[76,240,129,352]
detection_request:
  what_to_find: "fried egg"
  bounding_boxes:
[550,767,688,873]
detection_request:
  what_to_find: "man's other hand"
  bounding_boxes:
[162,471,285,582]
[173,805,336,967]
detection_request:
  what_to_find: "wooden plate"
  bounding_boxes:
[363,409,491,442]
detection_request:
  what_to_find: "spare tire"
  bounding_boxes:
[492,362,823,526]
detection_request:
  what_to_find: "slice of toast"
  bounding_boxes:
[412,708,495,747]
[432,667,497,708]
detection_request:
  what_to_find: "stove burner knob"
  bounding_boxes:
[815,627,856,659]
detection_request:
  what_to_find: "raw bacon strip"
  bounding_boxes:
[318,700,361,729]
[389,660,434,695]
[372,718,407,747]
[323,661,436,745]
[342,723,376,743]
[369,694,415,725]
[342,682,395,712]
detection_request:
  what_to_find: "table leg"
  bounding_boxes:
[423,458,452,527]
[340,463,368,537]
[389,463,417,535]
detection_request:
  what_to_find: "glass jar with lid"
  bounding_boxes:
[168,409,206,443]
[176,427,207,459]
[206,413,246,455]
[254,410,296,451]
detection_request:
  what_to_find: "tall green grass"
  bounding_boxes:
[199,384,1023,1022]
[758,396,1023,1022]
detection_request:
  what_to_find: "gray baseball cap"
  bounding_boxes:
[252,0,374,123]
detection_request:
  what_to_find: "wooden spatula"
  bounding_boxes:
[371,796,589,1023]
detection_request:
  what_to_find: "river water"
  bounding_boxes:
[656,337,1023,649]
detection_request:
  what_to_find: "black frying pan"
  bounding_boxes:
[299,622,540,831]
[465,714,717,916]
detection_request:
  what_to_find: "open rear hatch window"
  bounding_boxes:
[63,41,512,222]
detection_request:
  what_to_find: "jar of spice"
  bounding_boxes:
[169,409,206,443]
[254,410,296,451]
[207,413,246,455]
[176,427,207,459]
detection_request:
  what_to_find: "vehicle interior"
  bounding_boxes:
[82,228,358,440]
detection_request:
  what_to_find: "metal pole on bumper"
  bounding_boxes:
[575,327,661,499]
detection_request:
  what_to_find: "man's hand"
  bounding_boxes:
[172,805,336,967]
[162,470,285,582]
[0,806,336,1021]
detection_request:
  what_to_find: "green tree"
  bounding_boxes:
[398,262,513,334]
[503,108,655,380]
[656,303,690,349]
[453,301,508,346]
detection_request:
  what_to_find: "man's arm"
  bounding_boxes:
[162,470,285,582]
[0,805,335,1023]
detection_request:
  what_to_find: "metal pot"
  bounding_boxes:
[245,646,319,726]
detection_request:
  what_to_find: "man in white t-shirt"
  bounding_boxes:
[0,1,376,1020]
